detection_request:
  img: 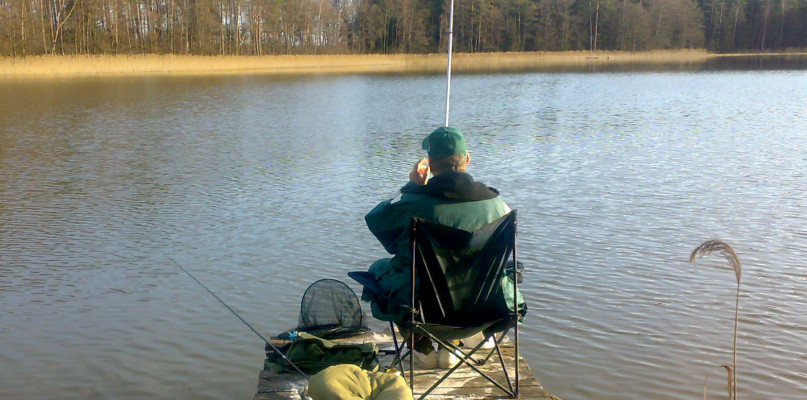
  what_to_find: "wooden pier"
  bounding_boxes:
[254,330,560,400]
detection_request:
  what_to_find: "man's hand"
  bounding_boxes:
[408,158,430,185]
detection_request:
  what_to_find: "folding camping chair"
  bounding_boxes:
[350,210,524,399]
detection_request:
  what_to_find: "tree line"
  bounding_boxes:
[0,0,805,57]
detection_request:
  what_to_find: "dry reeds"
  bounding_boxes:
[3,50,806,78]
[0,50,716,78]
[690,239,742,400]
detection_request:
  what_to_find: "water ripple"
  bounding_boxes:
[2,71,807,400]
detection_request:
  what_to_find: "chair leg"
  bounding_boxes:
[493,338,514,395]
[415,328,516,399]
[389,321,406,376]
[515,315,520,397]
[480,330,510,365]
[409,328,415,394]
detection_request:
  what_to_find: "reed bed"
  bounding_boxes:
[0,50,717,78]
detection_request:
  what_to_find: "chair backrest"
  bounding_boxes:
[410,211,516,327]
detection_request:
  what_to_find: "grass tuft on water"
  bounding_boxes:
[690,239,742,400]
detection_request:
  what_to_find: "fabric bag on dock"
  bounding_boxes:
[267,332,379,374]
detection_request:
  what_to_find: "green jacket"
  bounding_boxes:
[364,172,512,322]
[366,172,510,261]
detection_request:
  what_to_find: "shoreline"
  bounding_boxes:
[1,50,805,78]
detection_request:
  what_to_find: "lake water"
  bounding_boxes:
[2,60,806,400]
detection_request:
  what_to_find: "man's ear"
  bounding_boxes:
[464,153,471,167]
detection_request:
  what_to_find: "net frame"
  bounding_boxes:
[296,278,368,339]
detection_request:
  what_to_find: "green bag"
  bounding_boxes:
[267,333,379,374]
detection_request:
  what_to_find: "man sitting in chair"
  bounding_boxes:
[363,126,512,369]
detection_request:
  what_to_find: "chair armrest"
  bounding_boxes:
[347,271,411,309]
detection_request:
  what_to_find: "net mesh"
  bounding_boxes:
[296,279,368,339]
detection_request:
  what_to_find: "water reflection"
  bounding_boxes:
[1,65,806,400]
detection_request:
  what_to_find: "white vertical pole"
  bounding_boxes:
[445,0,455,127]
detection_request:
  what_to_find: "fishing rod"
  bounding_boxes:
[444,0,456,127]
[167,256,309,379]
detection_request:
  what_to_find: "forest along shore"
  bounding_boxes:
[3,50,805,78]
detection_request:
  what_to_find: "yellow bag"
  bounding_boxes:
[308,364,413,400]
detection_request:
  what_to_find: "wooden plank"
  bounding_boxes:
[254,331,561,400]
[255,370,307,400]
